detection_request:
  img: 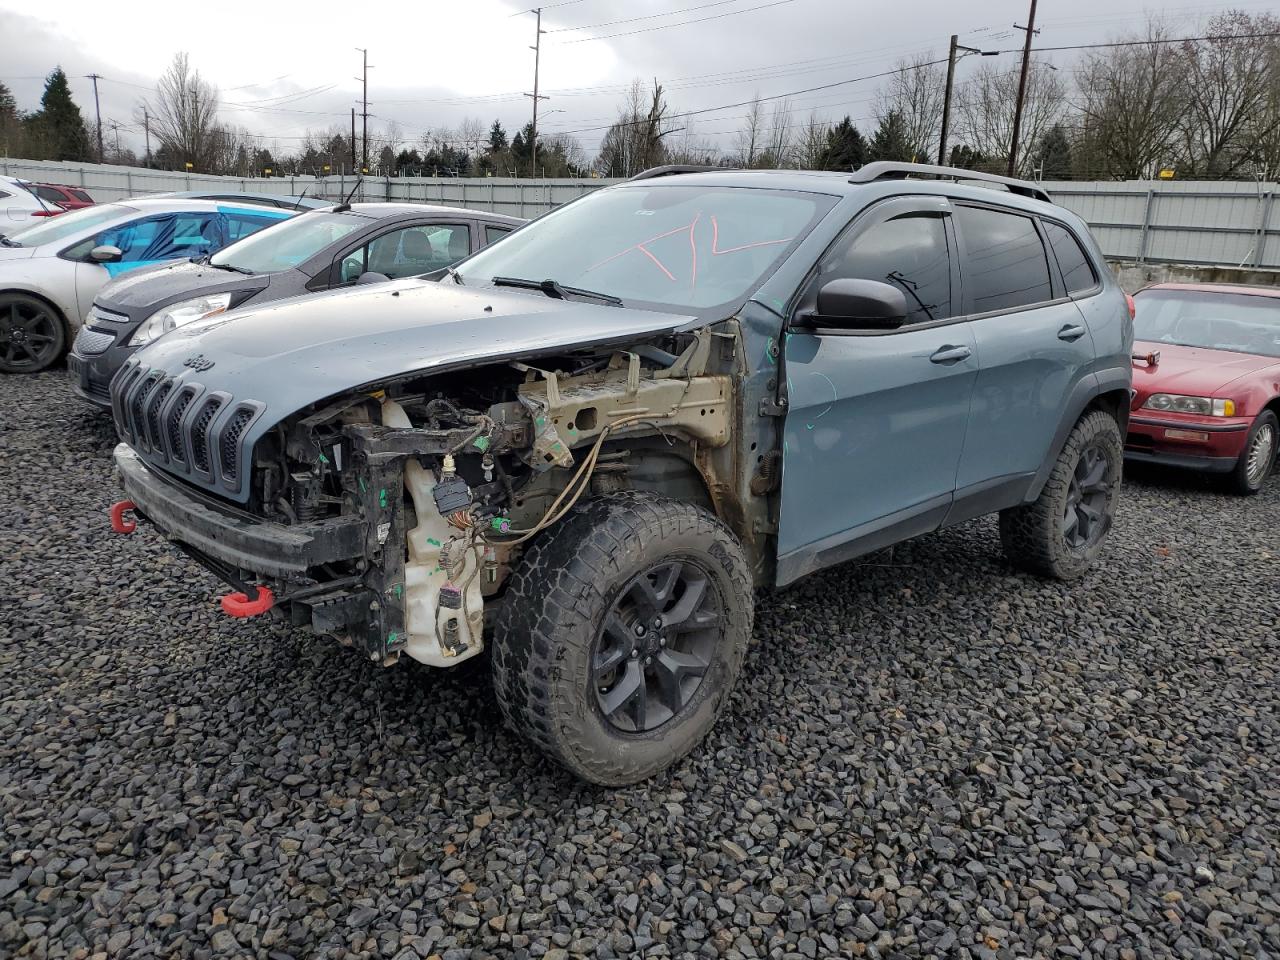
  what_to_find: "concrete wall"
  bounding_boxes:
[1108,260,1280,294]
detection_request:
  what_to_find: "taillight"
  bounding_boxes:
[31,210,59,217]
[1125,293,1136,319]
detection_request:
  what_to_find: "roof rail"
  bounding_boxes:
[848,161,1051,204]
[626,164,731,182]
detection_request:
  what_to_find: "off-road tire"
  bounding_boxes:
[1227,410,1277,495]
[491,492,753,786]
[999,409,1123,580]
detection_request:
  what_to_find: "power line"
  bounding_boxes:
[999,29,1280,54]
[544,0,752,33]
[558,0,797,43]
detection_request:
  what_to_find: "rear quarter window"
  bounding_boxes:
[1043,221,1098,295]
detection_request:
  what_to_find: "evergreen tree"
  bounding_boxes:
[1034,123,1072,180]
[0,81,16,125]
[0,80,21,155]
[488,120,508,153]
[818,116,867,171]
[867,111,915,163]
[948,144,987,169]
[28,68,91,161]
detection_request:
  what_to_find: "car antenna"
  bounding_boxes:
[291,185,310,211]
[332,177,363,213]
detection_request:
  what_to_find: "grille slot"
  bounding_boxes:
[129,373,161,448]
[166,388,197,463]
[111,363,143,435]
[145,381,173,455]
[219,407,256,482]
[190,397,224,474]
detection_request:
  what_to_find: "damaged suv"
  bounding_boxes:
[110,163,1133,784]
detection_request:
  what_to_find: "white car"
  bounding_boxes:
[0,175,61,230]
[0,198,294,373]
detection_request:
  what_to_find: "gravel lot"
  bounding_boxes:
[2,370,1278,960]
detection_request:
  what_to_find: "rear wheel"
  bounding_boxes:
[0,292,66,373]
[1228,410,1277,495]
[491,492,752,785]
[1000,410,1123,580]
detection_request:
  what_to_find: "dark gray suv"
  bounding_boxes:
[69,202,521,404]
[108,163,1133,785]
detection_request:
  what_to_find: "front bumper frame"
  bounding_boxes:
[114,443,365,578]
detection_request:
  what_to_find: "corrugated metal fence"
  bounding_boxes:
[5,159,1279,270]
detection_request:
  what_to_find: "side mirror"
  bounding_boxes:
[356,271,391,285]
[808,278,908,330]
[89,244,123,264]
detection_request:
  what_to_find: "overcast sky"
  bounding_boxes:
[0,0,1269,161]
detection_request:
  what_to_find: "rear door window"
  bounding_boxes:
[955,205,1053,313]
[1043,221,1098,295]
[484,225,511,245]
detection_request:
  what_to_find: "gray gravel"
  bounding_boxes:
[2,369,1278,960]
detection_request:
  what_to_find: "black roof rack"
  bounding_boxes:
[626,164,733,182]
[848,161,1052,204]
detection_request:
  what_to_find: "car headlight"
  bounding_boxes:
[129,293,232,346]
[1143,394,1235,417]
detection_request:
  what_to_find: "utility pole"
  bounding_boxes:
[524,9,548,179]
[142,106,152,168]
[1008,0,1040,177]
[108,120,122,161]
[86,73,104,162]
[355,48,371,174]
[350,108,357,172]
[939,36,998,166]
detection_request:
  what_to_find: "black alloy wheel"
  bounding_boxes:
[0,293,66,373]
[592,558,722,733]
[1063,442,1113,550]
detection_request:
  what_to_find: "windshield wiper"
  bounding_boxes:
[0,236,21,248]
[493,276,622,306]
[207,261,254,275]
[446,266,464,285]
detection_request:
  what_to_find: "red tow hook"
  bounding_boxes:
[220,587,275,618]
[110,500,138,534]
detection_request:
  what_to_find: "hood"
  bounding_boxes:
[0,246,37,261]
[1132,340,1280,399]
[96,258,269,313]
[117,277,697,502]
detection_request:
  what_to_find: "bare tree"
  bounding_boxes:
[595,79,674,177]
[1178,10,1280,176]
[458,116,486,157]
[956,61,1065,174]
[763,99,795,167]
[877,54,946,159]
[150,53,220,170]
[734,96,766,168]
[665,123,720,166]
[796,110,830,170]
[1074,21,1185,179]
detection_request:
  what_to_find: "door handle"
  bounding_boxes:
[1058,323,1087,342]
[929,344,972,364]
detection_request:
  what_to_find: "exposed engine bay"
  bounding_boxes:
[231,326,751,667]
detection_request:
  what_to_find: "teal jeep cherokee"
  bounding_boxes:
[109,163,1133,784]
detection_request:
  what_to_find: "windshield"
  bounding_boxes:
[5,203,137,247]
[454,185,833,312]
[210,210,363,273]
[1135,289,1280,358]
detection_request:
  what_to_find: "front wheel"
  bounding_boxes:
[0,292,66,373]
[491,492,753,785]
[1000,410,1124,580]
[1228,410,1277,495]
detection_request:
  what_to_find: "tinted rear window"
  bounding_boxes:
[1044,222,1096,294]
[956,205,1053,313]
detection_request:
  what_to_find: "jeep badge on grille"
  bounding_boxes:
[183,354,215,372]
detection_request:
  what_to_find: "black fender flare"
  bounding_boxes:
[1026,367,1131,502]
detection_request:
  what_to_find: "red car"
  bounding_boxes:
[1126,283,1279,494]
[29,182,95,211]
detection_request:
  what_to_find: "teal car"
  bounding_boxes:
[0,198,292,373]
